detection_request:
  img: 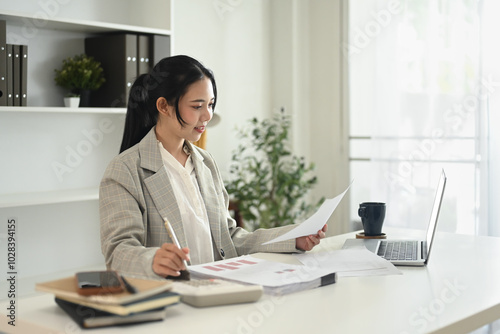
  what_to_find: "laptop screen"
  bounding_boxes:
[425,169,447,259]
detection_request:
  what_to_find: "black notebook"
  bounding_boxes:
[55,297,168,329]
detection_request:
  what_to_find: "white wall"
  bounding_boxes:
[306,0,350,235]
[173,0,272,177]
[0,0,171,30]
[174,0,350,235]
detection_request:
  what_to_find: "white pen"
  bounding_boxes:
[163,218,189,269]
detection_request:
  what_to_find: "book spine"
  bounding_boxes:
[12,44,20,107]
[20,45,27,106]
[125,34,137,106]
[137,34,151,75]
[85,34,138,107]
[151,35,171,66]
[54,298,87,328]
[6,44,13,106]
[0,20,7,106]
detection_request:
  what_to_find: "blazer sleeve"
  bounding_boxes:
[224,185,301,255]
[202,149,302,256]
[99,157,162,279]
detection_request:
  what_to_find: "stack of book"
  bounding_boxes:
[0,20,28,106]
[36,275,180,329]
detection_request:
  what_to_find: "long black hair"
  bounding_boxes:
[119,55,217,153]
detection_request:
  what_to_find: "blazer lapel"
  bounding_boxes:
[139,127,188,249]
[189,144,222,249]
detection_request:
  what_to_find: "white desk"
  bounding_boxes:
[2,229,500,334]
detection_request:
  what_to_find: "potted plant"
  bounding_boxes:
[54,54,105,107]
[225,110,324,231]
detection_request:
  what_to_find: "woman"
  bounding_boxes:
[100,55,327,279]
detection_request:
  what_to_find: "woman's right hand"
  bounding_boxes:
[152,243,190,277]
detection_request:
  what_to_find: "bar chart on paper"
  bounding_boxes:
[188,255,336,295]
[189,249,401,295]
[201,258,259,272]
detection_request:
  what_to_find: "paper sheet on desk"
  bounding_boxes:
[262,182,352,245]
[187,249,399,296]
[294,248,401,277]
[188,255,333,287]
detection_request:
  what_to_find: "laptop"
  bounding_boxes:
[343,169,447,266]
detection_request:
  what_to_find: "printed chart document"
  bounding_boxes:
[262,182,352,245]
[188,248,400,295]
[188,256,336,295]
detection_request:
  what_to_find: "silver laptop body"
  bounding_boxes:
[343,169,447,266]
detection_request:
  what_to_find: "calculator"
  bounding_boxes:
[171,279,263,307]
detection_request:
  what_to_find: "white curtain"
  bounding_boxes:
[348,0,491,236]
[482,1,500,238]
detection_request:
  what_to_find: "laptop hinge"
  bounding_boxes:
[421,241,428,260]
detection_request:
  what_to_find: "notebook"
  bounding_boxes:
[343,169,447,266]
[54,298,168,328]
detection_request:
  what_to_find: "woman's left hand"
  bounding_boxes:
[295,224,328,251]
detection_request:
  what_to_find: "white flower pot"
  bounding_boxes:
[64,97,80,108]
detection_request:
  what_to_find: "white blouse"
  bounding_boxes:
[158,141,214,265]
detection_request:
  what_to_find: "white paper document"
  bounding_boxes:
[262,182,352,245]
[294,247,401,277]
[187,248,400,295]
[187,255,336,295]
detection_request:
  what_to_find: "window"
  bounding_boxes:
[347,0,493,235]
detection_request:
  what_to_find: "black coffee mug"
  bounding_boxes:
[358,202,386,236]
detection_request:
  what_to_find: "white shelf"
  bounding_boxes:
[0,187,99,208]
[0,106,126,114]
[0,0,170,294]
[0,10,171,36]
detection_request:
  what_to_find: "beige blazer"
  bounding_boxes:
[100,127,299,279]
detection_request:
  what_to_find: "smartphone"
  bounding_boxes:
[75,270,124,296]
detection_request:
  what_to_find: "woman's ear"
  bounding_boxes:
[156,97,171,116]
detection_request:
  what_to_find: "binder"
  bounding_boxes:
[151,35,171,66]
[137,34,151,75]
[20,45,27,106]
[12,44,20,106]
[6,44,13,106]
[85,34,138,107]
[0,20,6,106]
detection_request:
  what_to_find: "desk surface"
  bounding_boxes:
[2,229,500,334]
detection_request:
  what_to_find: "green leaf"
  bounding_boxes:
[54,54,105,92]
[224,112,322,231]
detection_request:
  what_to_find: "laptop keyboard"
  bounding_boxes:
[377,240,419,261]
